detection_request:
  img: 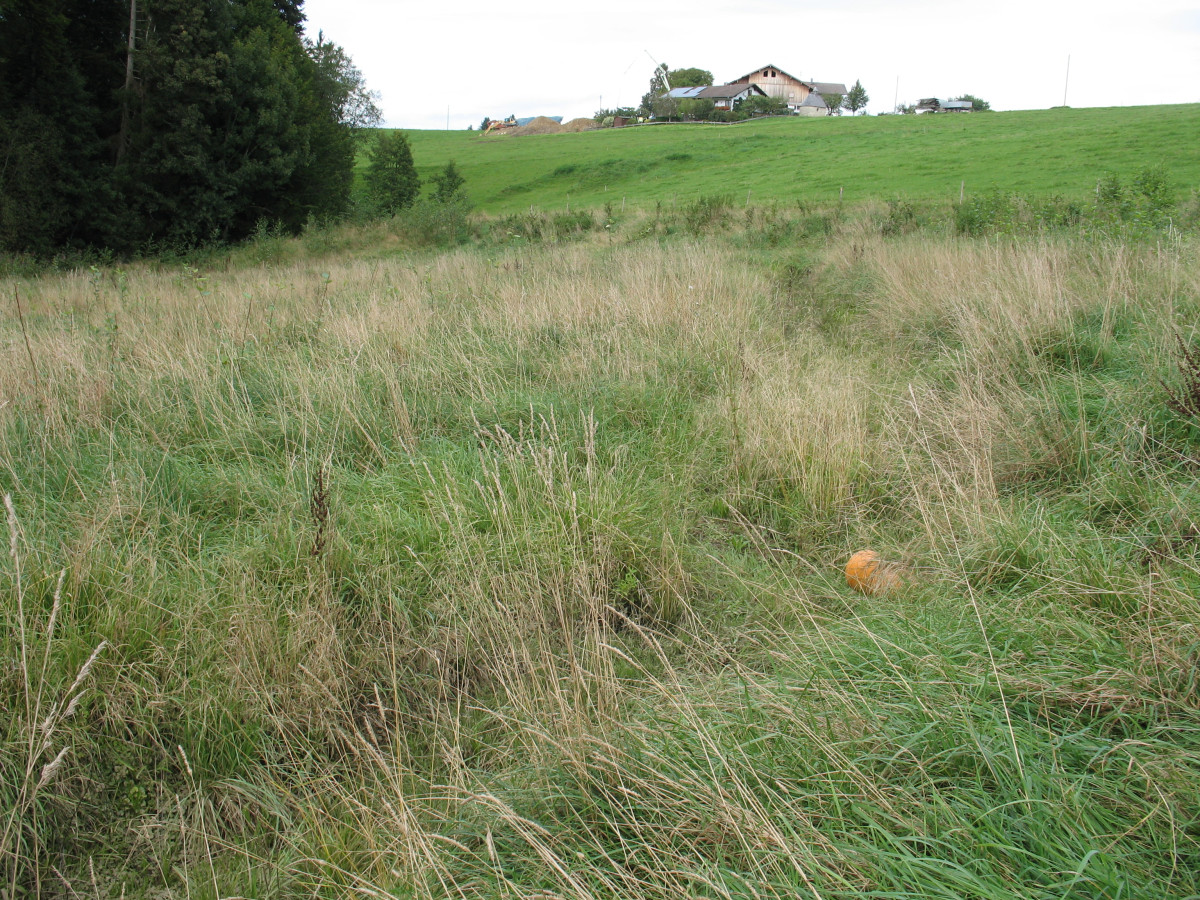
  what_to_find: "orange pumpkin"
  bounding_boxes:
[845,550,900,595]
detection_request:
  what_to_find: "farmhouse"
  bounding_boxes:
[729,65,847,113]
[668,83,768,110]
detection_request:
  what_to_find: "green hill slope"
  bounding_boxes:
[393,104,1200,213]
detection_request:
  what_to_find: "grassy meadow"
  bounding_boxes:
[4,109,1200,899]
[392,104,1200,214]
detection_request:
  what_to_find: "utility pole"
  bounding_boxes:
[893,75,899,113]
[1062,55,1070,107]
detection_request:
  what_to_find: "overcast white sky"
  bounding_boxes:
[303,0,1200,130]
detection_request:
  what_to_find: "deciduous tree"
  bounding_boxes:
[666,67,713,88]
[640,64,713,115]
[845,80,869,114]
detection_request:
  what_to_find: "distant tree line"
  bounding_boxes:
[0,0,379,256]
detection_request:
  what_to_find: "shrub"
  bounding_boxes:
[678,99,716,121]
[739,95,790,118]
[1096,167,1175,226]
[388,197,474,247]
[1132,166,1174,217]
[552,209,597,238]
[683,195,732,233]
[880,198,920,235]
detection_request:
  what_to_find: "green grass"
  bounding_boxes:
[3,187,1200,898]
[391,104,1200,214]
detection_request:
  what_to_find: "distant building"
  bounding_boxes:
[695,83,768,110]
[916,98,973,113]
[795,92,830,117]
[729,65,847,112]
[665,83,768,110]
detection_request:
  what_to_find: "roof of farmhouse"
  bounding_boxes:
[695,84,767,100]
[733,63,806,83]
[666,84,767,100]
[732,65,847,96]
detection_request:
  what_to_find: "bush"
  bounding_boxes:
[683,195,732,234]
[955,169,1175,237]
[739,95,790,118]
[388,197,473,247]
[880,198,921,235]
[1096,167,1175,226]
[552,209,597,238]
[678,99,716,121]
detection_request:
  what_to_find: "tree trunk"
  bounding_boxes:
[115,0,136,165]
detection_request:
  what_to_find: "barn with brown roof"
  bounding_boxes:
[729,64,847,114]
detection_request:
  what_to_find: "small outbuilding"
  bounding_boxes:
[795,92,829,117]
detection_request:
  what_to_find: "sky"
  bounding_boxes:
[301,0,1200,130]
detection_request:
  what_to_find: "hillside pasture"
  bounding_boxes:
[393,104,1200,214]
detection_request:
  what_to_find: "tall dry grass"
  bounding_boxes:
[2,214,1199,897]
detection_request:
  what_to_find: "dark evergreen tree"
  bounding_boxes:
[365,132,420,215]
[0,0,378,254]
[0,0,126,252]
[431,161,466,203]
[272,0,305,30]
